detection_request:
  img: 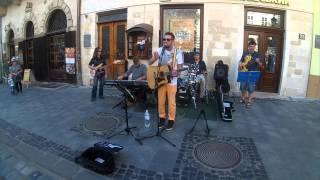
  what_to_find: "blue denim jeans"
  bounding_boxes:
[91,76,105,98]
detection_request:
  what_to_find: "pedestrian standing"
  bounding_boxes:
[9,57,23,94]
[88,47,106,102]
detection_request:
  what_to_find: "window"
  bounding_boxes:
[26,21,34,38]
[245,8,284,29]
[25,21,34,69]
[47,9,67,33]
[161,5,203,63]
[8,29,15,58]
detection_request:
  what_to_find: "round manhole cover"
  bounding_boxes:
[194,142,241,169]
[83,113,121,132]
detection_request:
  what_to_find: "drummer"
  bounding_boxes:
[191,52,207,99]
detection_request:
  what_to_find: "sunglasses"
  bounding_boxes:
[162,38,172,41]
[98,50,102,52]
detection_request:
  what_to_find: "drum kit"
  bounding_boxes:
[177,64,206,108]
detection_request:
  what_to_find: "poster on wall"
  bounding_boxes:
[170,19,194,52]
[65,48,76,74]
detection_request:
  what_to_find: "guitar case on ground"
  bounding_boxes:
[75,142,123,174]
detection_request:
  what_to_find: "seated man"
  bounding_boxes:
[118,56,147,81]
[190,52,207,99]
[117,56,147,102]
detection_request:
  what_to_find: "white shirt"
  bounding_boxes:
[156,47,184,85]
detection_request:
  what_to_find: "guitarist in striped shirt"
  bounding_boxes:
[149,32,184,130]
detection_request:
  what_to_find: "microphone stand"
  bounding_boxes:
[107,82,142,145]
[136,46,176,147]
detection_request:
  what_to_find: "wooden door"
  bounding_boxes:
[244,31,283,93]
[99,21,126,80]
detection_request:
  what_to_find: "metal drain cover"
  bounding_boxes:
[194,142,241,169]
[83,113,121,132]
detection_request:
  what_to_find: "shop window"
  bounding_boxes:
[48,34,65,72]
[161,5,203,63]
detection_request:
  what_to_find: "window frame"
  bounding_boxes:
[160,4,204,60]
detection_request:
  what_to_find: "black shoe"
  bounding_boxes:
[166,120,174,130]
[91,97,96,102]
[99,96,104,99]
[159,118,165,129]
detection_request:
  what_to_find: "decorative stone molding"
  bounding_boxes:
[0,6,7,16]
[41,0,73,33]
[23,12,38,37]
[5,23,17,43]
[13,0,22,6]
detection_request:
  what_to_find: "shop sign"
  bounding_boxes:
[170,19,194,51]
[65,48,76,74]
[243,0,289,6]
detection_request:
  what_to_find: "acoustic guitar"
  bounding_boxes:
[147,65,187,89]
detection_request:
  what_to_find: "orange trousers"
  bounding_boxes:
[158,84,177,121]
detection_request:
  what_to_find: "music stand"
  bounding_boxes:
[107,83,142,145]
[136,48,176,147]
[237,71,261,83]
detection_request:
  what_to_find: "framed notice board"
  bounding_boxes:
[23,69,31,82]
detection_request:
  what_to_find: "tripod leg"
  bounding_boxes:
[202,110,210,136]
[188,110,202,134]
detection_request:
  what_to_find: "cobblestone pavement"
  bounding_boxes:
[0,84,320,180]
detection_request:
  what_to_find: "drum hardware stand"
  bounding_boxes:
[107,83,142,145]
[136,48,176,147]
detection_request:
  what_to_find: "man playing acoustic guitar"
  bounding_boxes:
[239,39,263,107]
[89,47,106,102]
[149,32,184,130]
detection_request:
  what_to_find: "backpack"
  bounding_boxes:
[214,64,228,81]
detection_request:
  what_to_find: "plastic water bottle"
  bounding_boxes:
[144,110,150,128]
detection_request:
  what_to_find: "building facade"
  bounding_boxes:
[307,0,320,99]
[1,0,78,83]
[81,0,313,97]
[1,0,315,98]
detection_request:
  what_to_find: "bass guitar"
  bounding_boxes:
[147,65,187,89]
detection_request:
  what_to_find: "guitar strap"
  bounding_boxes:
[172,48,177,71]
[159,47,166,66]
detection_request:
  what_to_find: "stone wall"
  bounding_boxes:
[203,3,244,90]
[279,10,313,97]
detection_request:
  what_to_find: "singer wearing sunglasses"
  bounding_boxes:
[149,32,184,130]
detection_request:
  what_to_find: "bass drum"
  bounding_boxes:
[176,77,191,106]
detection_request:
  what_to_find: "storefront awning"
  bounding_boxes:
[126,23,153,34]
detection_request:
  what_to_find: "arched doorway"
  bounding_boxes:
[8,29,15,60]
[25,21,34,69]
[46,9,75,83]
